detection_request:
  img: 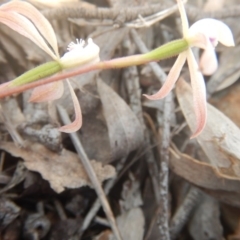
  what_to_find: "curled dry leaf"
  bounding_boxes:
[0,142,115,193]
[169,146,240,206]
[97,79,144,160]
[170,146,240,193]
[176,78,240,178]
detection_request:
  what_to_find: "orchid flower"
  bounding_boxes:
[0,1,100,133]
[144,0,234,138]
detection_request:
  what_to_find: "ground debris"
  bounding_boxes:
[0,0,239,239]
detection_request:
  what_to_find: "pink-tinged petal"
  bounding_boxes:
[189,19,235,47]
[177,0,189,37]
[58,79,82,133]
[29,81,64,102]
[1,1,59,58]
[199,45,218,75]
[144,52,187,100]
[0,11,57,60]
[187,49,207,138]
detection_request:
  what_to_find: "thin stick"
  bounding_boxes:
[170,187,203,239]
[157,93,172,240]
[81,157,127,233]
[57,105,122,240]
[131,28,172,240]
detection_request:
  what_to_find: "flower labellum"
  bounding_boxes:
[187,18,235,75]
[60,38,100,69]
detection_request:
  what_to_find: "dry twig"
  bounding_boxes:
[130,28,173,240]
[57,105,122,240]
[170,186,203,240]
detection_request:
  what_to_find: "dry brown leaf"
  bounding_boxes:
[97,79,144,160]
[170,146,240,191]
[176,79,240,178]
[0,142,115,193]
[170,146,240,206]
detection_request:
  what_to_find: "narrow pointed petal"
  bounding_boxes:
[29,81,64,102]
[144,52,187,100]
[189,19,235,47]
[187,49,207,138]
[1,1,59,57]
[199,46,218,75]
[58,79,82,133]
[0,11,57,60]
[177,0,189,37]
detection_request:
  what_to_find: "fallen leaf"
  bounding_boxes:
[170,146,240,192]
[97,79,144,160]
[0,142,115,193]
[169,146,240,207]
[176,79,240,178]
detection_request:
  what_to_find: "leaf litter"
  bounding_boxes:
[0,141,115,193]
[0,0,240,239]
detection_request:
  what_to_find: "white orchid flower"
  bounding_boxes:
[0,1,100,133]
[144,0,234,138]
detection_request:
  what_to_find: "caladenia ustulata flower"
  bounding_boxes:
[0,0,234,135]
[0,0,100,133]
[144,0,235,138]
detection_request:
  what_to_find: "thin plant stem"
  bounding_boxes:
[0,38,188,98]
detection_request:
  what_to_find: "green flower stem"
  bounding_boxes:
[99,39,188,69]
[1,38,189,97]
[10,61,62,86]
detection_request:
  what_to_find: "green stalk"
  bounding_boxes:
[143,38,189,61]
[98,38,189,69]
[10,38,188,87]
[10,61,62,86]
